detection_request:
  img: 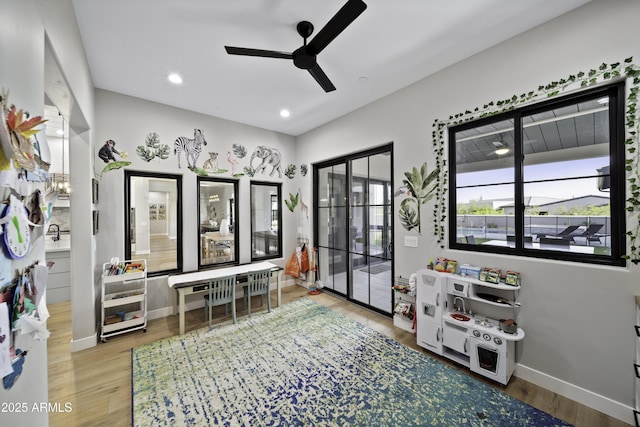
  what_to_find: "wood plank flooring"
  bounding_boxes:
[47,286,629,426]
[134,235,178,272]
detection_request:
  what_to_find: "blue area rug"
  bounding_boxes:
[132,298,572,426]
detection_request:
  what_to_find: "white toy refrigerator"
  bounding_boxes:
[415,269,446,355]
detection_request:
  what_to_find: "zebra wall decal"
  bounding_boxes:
[174,128,207,169]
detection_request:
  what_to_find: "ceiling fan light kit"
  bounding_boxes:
[492,140,510,155]
[224,0,367,92]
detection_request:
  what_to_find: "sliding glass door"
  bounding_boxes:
[314,145,393,314]
[316,163,348,294]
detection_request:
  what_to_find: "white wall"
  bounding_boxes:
[0,2,47,424]
[94,89,298,316]
[295,0,640,423]
[41,0,97,354]
[0,0,95,423]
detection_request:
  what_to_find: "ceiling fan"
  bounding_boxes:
[489,139,537,156]
[492,141,510,155]
[224,0,367,92]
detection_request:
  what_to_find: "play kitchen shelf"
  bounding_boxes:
[393,276,415,333]
[448,274,522,325]
[416,269,525,385]
[100,259,147,342]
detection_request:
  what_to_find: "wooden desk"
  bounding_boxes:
[167,261,281,335]
[204,231,233,243]
[203,232,234,257]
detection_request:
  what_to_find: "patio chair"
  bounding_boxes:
[465,235,476,244]
[540,237,571,249]
[243,268,272,317]
[204,274,237,330]
[545,225,580,241]
[576,224,604,244]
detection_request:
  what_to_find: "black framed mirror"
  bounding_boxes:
[251,181,282,261]
[198,177,239,267]
[124,171,182,276]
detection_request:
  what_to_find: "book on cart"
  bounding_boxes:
[100,259,147,342]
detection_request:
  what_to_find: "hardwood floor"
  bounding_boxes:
[47,286,629,426]
[135,235,178,272]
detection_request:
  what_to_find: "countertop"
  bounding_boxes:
[443,311,525,341]
[45,234,71,253]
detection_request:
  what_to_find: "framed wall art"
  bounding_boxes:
[92,210,99,235]
[92,178,99,204]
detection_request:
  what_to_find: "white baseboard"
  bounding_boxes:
[515,364,634,425]
[70,332,97,352]
[284,277,310,288]
[148,306,174,320]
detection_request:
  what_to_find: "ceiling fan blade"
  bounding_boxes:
[225,46,293,60]
[307,0,367,55]
[308,63,336,92]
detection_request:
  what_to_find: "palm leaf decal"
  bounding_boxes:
[399,199,419,232]
[102,161,131,173]
[285,192,299,212]
[397,162,439,234]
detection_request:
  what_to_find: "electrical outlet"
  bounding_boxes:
[404,236,418,247]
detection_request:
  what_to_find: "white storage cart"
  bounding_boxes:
[100,259,147,342]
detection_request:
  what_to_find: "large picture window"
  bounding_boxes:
[124,171,182,276]
[449,82,625,266]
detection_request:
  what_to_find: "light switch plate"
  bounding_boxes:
[404,236,418,247]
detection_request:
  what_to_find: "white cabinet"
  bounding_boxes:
[45,250,70,303]
[100,260,147,342]
[415,269,445,355]
[442,319,470,356]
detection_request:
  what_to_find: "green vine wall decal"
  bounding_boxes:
[432,57,640,263]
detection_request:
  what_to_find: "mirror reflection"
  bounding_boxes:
[251,182,281,260]
[125,171,182,275]
[199,177,238,266]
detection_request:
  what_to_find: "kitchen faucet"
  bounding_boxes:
[453,296,466,314]
[48,224,60,241]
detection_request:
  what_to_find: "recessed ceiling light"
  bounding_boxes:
[358,76,368,83]
[56,129,64,136]
[280,109,290,118]
[168,73,183,84]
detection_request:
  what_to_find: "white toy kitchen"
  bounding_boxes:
[416,268,525,385]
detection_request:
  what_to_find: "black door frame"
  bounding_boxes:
[313,143,394,316]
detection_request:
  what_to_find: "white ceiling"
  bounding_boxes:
[71,0,591,137]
